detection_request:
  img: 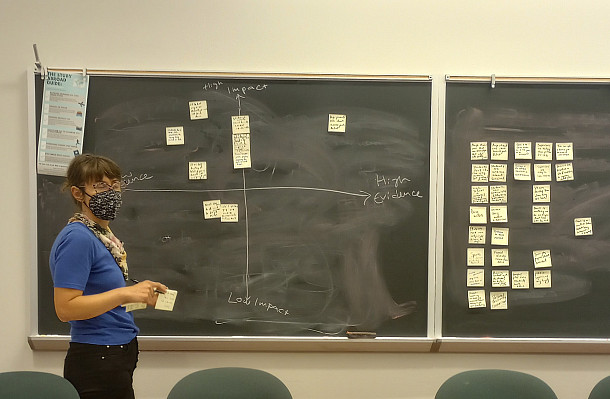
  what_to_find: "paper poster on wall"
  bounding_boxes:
[37,71,89,176]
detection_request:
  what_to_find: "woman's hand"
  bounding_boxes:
[125,280,169,306]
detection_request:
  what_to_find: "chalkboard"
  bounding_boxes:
[35,73,432,338]
[443,81,610,338]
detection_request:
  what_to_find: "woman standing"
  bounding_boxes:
[49,154,167,399]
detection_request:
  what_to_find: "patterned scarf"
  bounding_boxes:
[68,213,129,280]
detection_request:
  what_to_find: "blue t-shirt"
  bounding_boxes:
[49,222,139,345]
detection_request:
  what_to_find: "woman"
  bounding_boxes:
[49,153,167,399]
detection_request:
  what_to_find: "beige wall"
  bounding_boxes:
[1,1,609,398]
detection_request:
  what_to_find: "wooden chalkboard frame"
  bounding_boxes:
[29,69,438,351]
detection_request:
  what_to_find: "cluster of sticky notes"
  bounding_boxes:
[203,200,239,223]
[231,115,252,169]
[465,141,580,310]
[164,100,210,147]
[470,141,574,183]
[123,289,178,312]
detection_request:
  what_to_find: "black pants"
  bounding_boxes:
[64,337,139,399]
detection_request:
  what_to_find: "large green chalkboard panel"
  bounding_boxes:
[443,81,610,338]
[36,74,432,338]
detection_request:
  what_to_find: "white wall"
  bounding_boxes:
[1,1,609,398]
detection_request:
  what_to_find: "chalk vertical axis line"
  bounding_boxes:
[243,168,250,297]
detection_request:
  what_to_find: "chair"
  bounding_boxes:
[435,369,557,399]
[0,371,79,398]
[589,376,610,399]
[167,367,292,399]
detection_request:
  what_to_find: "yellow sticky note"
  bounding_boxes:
[533,249,552,268]
[574,217,593,236]
[489,185,508,204]
[490,142,509,161]
[155,289,178,311]
[556,142,573,160]
[189,100,208,120]
[166,126,185,145]
[470,206,487,224]
[514,163,531,181]
[188,161,207,180]
[231,115,250,134]
[491,248,510,267]
[221,204,239,223]
[203,200,221,219]
[533,185,551,203]
[470,142,488,160]
[123,303,147,312]
[534,163,552,182]
[492,270,510,288]
[491,227,509,246]
[468,226,486,245]
[490,205,508,223]
[535,142,553,161]
[467,247,485,266]
[534,270,552,288]
[489,163,507,182]
[468,290,486,308]
[555,163,574,181]
[471,186,489,204]
[471,164,489,183]
[467,269,485,287]
[532,205,550,224]
[515,142,532,160]
[490,291,508,310]
[511,271,530,289]
[328,114,347,133]
[232,133,251,169]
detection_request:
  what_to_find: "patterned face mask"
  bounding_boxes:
[83,189,122,221]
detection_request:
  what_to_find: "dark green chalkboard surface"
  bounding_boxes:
[36,74,432,338]
[443,81,610,338]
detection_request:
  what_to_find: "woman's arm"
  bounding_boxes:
[54,280,168,322]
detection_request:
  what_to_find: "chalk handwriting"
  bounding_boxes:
[228,292,289,316]
[375,174,411,188]
[122,171,154,187]
[202,81,223,91]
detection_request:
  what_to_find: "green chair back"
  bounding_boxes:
[167,367,292,399]
[435,369,557,399]
[0,371,79,399]
[589,376,610,399]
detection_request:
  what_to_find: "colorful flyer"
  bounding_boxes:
[37,71,89,176]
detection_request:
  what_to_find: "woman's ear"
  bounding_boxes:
[70,186,84,203]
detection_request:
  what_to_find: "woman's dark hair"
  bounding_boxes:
[64,154,122,204]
